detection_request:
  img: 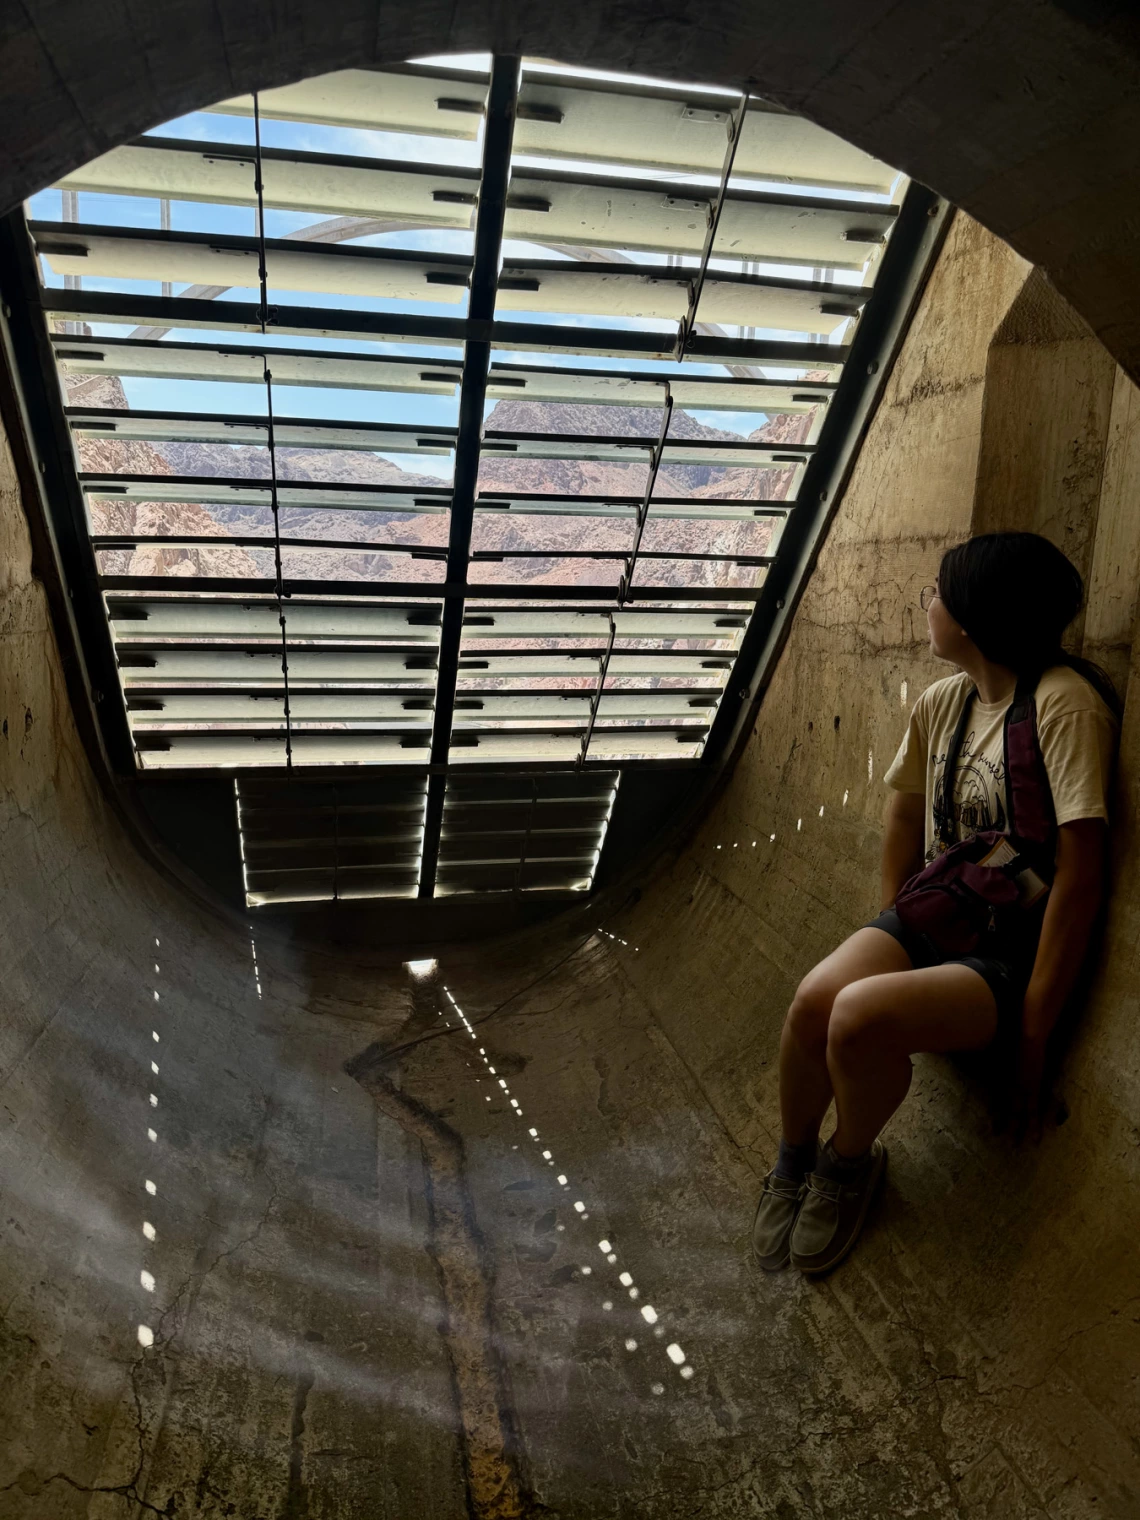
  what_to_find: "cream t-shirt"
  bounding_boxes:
[884,665,1118,862]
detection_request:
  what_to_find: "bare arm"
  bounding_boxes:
[1013,819,1106,1137]
[880,791,927,909]
[1022,819,1106,1041]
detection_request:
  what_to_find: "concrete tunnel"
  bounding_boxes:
[3,4,1140,1515]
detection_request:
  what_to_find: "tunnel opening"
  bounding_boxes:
[1,49,945,931]
[3,17,1140,1520]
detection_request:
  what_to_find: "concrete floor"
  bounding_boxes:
[3,214,1140,1517]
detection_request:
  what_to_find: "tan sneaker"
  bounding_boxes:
[789,1140,887,1276]
[750,1170,805,1271]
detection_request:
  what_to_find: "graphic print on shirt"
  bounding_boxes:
[928,729,1007,859]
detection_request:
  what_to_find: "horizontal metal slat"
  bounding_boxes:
[512,73,894,193]
[209,67,489,138]
[70,407,456,454]
[109,601,442,639]
[139,734,433,768]
[54,334,464,395]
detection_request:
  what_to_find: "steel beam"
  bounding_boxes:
[93,535,448,556]
[41,288,845,365]
[98,575,765,602]
[0,211,136,771]
[419,55,521,899]
[703,186,955,764]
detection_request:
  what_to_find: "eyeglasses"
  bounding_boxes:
[919,584,939,611]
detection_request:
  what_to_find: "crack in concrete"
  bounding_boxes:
[346,1045,541,1520]
[90,1178,283,1515]
[283,1363,315,1520]
[0,1464,178,1514]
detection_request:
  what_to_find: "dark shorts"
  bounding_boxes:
[865,908,1033,1030]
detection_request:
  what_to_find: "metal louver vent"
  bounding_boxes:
[235,776,428,905]
[1,47,947,903]
[436,771,619,895]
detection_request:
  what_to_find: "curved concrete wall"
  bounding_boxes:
[6,4,1140,384]
[4,214,1140,1517]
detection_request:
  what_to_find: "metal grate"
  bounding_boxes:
[1,53,947,899]
[436,771,619,896]
[235,775,428,905]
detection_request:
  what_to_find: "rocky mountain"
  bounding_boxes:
[73,380,262,581]
[479,398,807,501]
[68,370,819,591]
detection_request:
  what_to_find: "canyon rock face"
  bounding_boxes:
[68,376,820,591]
[72,375,262,580]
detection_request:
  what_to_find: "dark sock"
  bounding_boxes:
[774,1136,818,1183]
[815,1138,872,1182]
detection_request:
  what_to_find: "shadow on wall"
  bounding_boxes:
[6,210,1140,1516]
[974,265,1140,699]
[598,212,1140,1507]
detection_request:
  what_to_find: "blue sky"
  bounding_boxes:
[31,79,875,464]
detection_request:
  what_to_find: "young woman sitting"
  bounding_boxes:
[751,532,1119,1276]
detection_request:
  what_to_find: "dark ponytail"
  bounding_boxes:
[937,532,1120,715]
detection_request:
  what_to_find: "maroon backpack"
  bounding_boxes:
[894,677,1056,956]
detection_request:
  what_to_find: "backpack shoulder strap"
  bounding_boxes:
[1003,674,1055,847]
[935,682,976,850]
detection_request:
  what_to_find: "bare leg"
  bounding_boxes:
[826,964,998,1156]
[779,928,912,1146]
